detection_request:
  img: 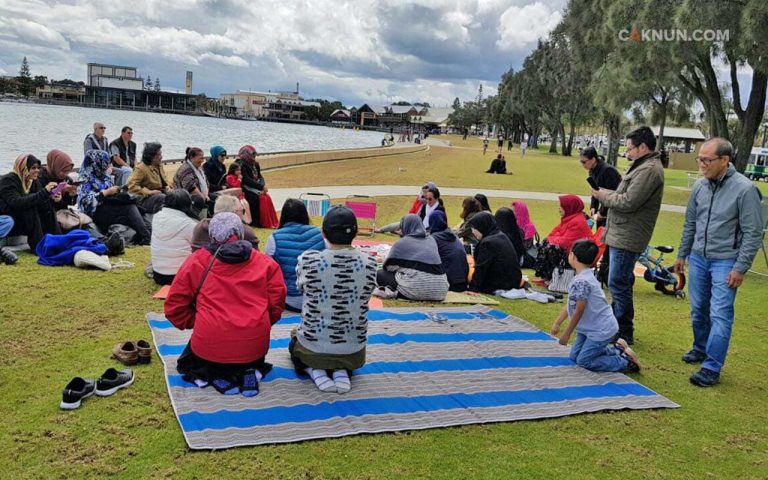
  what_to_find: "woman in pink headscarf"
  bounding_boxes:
[512,201,538,250]
[234,145,278,228]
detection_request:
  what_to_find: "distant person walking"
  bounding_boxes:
[497,134,504,154]
[592,126,664,345]
[482,136,489,155]
[674,138,764,387]
[520,141,527,159]
[507,135,513,151]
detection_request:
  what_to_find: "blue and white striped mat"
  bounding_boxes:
[148,307,678,449]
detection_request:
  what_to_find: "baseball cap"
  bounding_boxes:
[322,205,358,244]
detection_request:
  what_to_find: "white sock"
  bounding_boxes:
[306,368,336,392]
[332,370,351,394]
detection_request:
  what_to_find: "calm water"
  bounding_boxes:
[0,103,383,171]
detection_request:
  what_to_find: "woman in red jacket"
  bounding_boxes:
[546,194,594,252]
[165,212,286,396]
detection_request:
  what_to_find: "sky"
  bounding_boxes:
[0,0,567,107]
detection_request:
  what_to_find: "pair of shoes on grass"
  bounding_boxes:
[112,340,152,366]
[60,368,134,410]
[0,246,18,265]
[682,350,720,387]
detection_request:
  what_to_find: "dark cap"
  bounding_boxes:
[322,205,358,244]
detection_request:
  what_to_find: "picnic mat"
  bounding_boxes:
[148,306,678,450]
[153,285,171,300]
[441,291,499,305]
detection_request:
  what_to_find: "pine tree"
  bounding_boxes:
[18,56,32,96]
[154,78,160,92]
[146,75,152,90]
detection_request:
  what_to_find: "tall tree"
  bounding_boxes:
[154,78,161,92]
[18,56,32,96]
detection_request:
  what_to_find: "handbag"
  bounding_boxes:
[56,208,93,230]
[549,266,576,294]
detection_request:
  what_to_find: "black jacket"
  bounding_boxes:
[0,173,54,216]
[469,231,522,293]
[203,158,227,192]
[589,160,622,219]
[39,169,76,211]
[432,230,470,290]
[235,159,265,193]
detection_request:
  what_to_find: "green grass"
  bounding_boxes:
[2,146,768,479]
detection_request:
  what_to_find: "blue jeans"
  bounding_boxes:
[112,165,133,186]
[0,215,13,238]
[570,333,628,372]
[688,253,738,373]
[608,247,639,333]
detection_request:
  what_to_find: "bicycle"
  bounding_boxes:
[637,245,686,299]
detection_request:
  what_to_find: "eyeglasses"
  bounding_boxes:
[125,131,133,135]
[695,155,721,166]
[626,144,638,152]
[98,127,106,130]
[219,153,227,157]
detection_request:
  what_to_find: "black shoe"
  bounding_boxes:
[60,377,96,410]
[682,349,707,364]
[690,368,720,387]
[0,247,18,265]
[95,368,134,396]
[104,232,125,256]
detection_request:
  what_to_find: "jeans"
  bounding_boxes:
[112,166,133,186]
[570,333,628,372]
[688,253,738,373]
[608,246,639,334]
[0,215,13,238]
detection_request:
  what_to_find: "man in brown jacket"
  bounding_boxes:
[592,126,665,344]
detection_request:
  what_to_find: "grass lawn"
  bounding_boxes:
[2,143,767,479]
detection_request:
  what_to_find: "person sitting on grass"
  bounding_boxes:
[545,194,594,252]
[550,239,640,373]
[454,196,483,244]
[474,193,491,212]
[466,211,522,294]
[290,205,378,394]
[265,198,326,312]
[485,154,507,174]
[222,163,252,224]
[417,186,445,229]
[150,190,199,286]
[376,182,437,234]
[165,212,286,397]
[190,195,259,252]
[376,214,449,301]
[512,201,539,250]
[428,210,469,292]
[127,142,169,215]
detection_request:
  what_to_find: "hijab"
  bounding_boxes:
[45,149,74,181]
[474,193,491,212]
[13,154,40,193]
[384,214,443,271]
[205,212,252,263]
[494,207,525,257]
[237,145,257,165]
[428,210,448,233]
[559,194,585,218]
[546,195,593,252]
[512,201,537,241]
[467,211,500,238]
[76,150,113,216]
[210,145,226,162]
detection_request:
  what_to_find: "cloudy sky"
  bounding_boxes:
[0,0,566,107]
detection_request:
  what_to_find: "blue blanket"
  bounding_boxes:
[36,229,106,266]
[148,306,678,449]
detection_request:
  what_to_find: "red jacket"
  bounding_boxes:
[164,247,286,364]
[547,195,594,252]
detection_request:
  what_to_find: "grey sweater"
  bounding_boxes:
[678,164,764,273]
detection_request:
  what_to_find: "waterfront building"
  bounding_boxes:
[218,90,320,120]
[36,83,86,102]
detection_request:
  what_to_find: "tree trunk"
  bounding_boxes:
[564,118,576,156]
[733,70,768,172]
[605,113,621,167]
[658,100,668,167]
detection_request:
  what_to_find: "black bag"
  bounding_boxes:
[534,243,567,281]
[107,224,138,246]
[103,192,138,206]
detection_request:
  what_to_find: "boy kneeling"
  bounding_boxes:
[551,240,641,373]
[289,205,378,393]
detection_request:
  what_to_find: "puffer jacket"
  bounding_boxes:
[270,223,326,297]
[150,208,198,275]
[600,153,664,253]
[678,163,764,273]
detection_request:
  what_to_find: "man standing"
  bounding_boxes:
[673,138,763,387]
[108,126,136,186]
[592,126,664,345]
[83,122,108,154]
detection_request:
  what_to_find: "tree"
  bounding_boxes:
[154,78,161,92]
[146,75,152,90]
[18,56,32,96]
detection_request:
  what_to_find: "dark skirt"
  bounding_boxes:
[176,343,272,385]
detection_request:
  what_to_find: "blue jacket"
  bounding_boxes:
[432,230,469,289]
[36,229,107,266]
[272,223,325,296]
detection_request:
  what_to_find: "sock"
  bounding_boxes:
[306,368,336,393]
[193,379,209,388]
[332,370,351,394]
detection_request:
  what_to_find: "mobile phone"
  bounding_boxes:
[587,177,599,190]
[50,182,68,196]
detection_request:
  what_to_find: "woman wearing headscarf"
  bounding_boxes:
[127,142,168,214]
[377,214,449,301]
[494,207,526,261]
[150,190,199,285]
[39,149,77,211]
[467,211,522,293]
[512,201,538,250]
[429,210,469,292]
[474,193,491,212]
[454,196,483,244]
[546,195,594,252]
[78,150,151,245]
[0,154,60,251]
[204,145,227,192]
[234,145,279,228]
[165,212,286,396]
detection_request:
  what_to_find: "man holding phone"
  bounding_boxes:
[591,126,664,345]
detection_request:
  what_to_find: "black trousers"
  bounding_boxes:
[94,203,151,243]
[242,190,261,227]
[9,205,60,251]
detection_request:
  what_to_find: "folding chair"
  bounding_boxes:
[300,192,331,219]
[345,195,377,236]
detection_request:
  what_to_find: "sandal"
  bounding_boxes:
[240,369,259,397]
[211,378,239,395]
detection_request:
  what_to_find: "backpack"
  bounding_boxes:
[534,243,567,281]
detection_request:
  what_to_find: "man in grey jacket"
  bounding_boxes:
[592,126,665,345]
[674,138,764,387]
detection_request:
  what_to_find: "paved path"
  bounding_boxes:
[269,185,687,214]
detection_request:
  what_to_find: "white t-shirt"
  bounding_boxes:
[423,202,438,228]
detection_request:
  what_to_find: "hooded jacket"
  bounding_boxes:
[467,212,521,293]
[547,195,594,252]
[678,163,764,273]
[429,210,469,290]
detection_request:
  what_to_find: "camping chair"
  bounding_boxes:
[345,195,377,236]
[300,192,331,219]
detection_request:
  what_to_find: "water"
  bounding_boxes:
[0,103,383,171]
